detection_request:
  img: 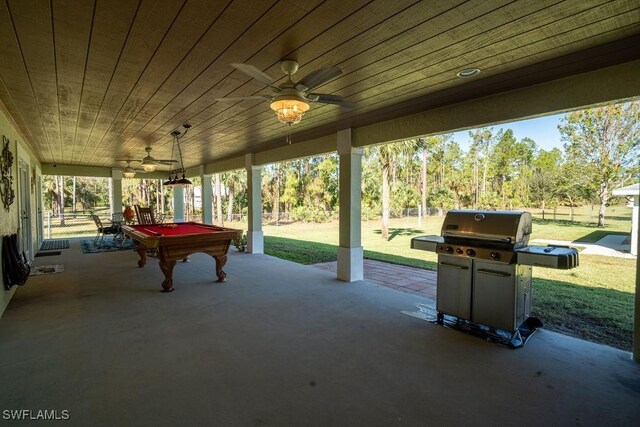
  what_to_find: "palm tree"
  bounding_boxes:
[223,170,246,222]
[377,139,424,240]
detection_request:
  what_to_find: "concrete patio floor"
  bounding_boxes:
[0,239,639,426]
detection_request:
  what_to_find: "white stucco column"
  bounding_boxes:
[173,186,185,222]
[202,171,213,225]
[110,169,123,216]
[631,196,638,257]
[337,128,363,282]
[634,195,639,363]
[246,153,263,254]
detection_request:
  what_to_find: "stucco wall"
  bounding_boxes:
[0,108,40,317]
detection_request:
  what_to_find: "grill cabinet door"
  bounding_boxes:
[436,255,472,319]
[472,261,523,332]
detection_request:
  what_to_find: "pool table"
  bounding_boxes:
[121,222,242,292]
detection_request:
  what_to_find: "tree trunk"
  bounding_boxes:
[391,154,397,188]
[274,166,280,224]
[381,162,390,240]
[58,176,65,225]
[501,174,506,209]
[473,156,478,209]
[421,151,427,215]
[568,196,574,221]
[482,160,488,196]
[138,180,144,206]
[440,149,445,190]
[227,184,235,223]
[215,174,223,225]
[598,181,608,228]
[191,184,196,221]
[72,176,76,212]
[52,177,59,215]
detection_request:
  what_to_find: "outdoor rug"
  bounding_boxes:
[30,264,64,276]
[34,251,61,257]
[80,239,136,254]
[40,240,69,250]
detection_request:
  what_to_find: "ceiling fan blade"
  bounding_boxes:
[156,160,178,165]
[296,67,342,92]
[231,63,279,89]
[216,95,272,102]
[309,93,355,111]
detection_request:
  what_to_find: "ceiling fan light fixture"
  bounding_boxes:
[456,67,481,78]
[123,168,136,179]
[270,96,310,125]
[141,163,156,172]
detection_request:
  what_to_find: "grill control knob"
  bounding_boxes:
[445,246,453,254]
[456,248,463,254]
[490,251,500,260]
[465,248,476,257]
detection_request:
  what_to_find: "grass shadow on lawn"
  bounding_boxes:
[371,228,426,241]
[574,230,630,244]
[532,218,599,228]
[264,236,436,270]
[532,277,633,351]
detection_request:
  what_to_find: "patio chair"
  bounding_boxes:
[91,214,120,246]
[134,205,156,225]
[133,205,161,258]
[154,212,166,224]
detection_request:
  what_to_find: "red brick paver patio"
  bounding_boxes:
[312,259,437,300]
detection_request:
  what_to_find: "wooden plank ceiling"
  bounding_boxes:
[0,0,638,171]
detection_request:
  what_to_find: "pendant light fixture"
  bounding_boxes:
[163,124,192,187]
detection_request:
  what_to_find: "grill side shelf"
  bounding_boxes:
[410,235,443,252]
[516,246,579,269]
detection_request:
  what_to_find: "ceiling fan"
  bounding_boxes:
[138,147,177,172]
[218,59,353,127]
[116,159,146,179]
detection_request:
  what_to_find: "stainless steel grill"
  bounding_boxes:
[411,210,579,336]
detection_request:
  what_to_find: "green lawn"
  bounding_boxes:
[232,207,636,351]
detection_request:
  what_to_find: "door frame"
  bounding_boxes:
[17,160,31,260]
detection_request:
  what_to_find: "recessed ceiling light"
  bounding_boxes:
[456,67,481,78]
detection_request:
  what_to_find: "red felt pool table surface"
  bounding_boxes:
[127,222,230,237]
[121,222,242,292]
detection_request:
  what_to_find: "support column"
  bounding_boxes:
[631,196,638,257]
[634,195,639,362]
[201,170,213,225]
[173,186,185,222]
[245,154,263,254]
[337,128,363,282]
[111,169,123,216]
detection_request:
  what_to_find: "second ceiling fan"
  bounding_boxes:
[139,147,177,172]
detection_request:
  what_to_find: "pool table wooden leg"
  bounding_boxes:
[159,258,176,292]
[213,254,227,282]
[135,244,147,267]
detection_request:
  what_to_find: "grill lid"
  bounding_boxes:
[441,210,532,249]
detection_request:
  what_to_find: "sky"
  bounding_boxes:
[451,113,566,151]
